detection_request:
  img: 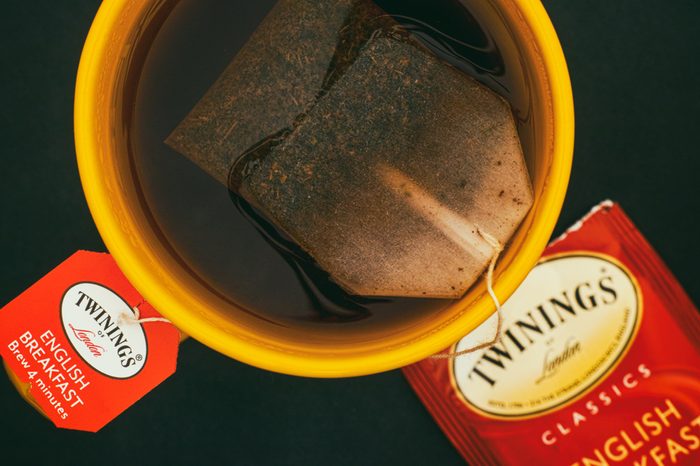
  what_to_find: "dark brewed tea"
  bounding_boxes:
[126,0,533,329]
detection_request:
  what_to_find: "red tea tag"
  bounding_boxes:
[0,251,180,432]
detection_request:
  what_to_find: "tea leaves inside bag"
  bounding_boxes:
[166,0,532,299]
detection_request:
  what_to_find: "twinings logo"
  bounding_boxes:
[60,282,148,379]
[451,253,641,418]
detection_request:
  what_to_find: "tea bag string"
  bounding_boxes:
[431,227,504,359]
[119,305,172,325]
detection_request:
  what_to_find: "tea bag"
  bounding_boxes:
[241,37,532,298]
[166,0,392,184]
[167,1,533,299]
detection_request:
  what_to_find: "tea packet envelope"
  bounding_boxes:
[241,37,532,298]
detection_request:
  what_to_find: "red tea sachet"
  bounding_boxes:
[403,201,700,465]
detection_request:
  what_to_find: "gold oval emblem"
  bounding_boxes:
[451,253,641,419]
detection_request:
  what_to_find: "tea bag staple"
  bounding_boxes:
[167,2,533,299]
[166,0,392,185]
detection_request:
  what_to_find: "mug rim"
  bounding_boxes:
[74,0,574,377]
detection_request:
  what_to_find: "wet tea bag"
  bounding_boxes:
[166,0,392,184]
[167,1,533,299]
[241,37,532,298]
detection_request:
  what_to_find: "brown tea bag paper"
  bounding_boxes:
[166,0,392,184]
[167,1,532,299]
[243,37,532,298]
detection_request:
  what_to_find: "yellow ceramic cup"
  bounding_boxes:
[73,0,574,377]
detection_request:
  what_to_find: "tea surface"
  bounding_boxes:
[127,0,532,329]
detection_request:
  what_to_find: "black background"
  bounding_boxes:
[1,1,699,465]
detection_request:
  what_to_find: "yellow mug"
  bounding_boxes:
[66,0,574,378]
